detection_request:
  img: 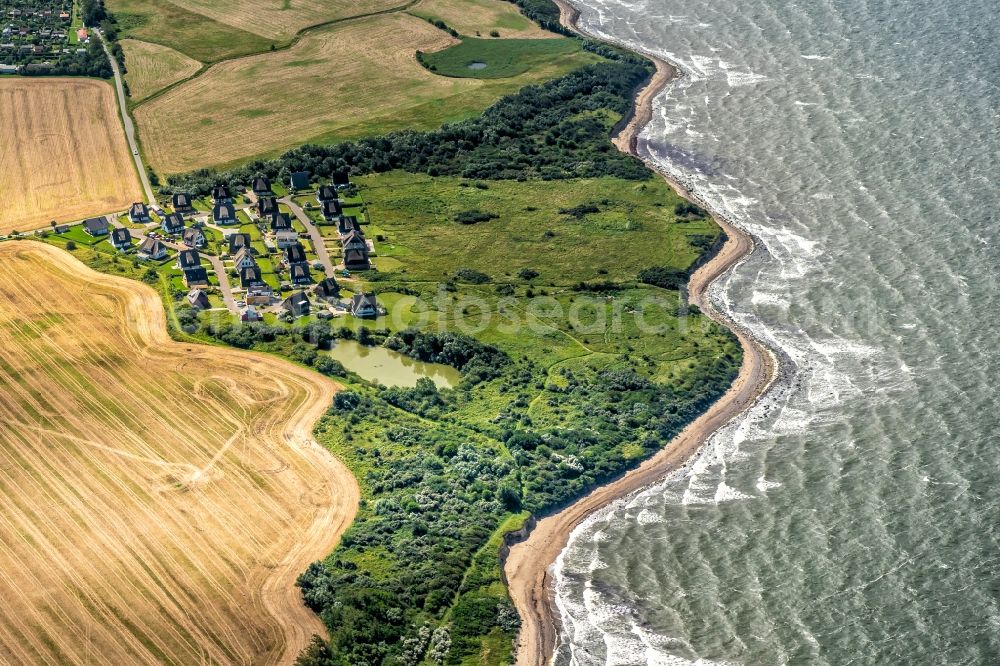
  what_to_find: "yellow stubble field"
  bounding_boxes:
[0,242,358,665]
[0,79,143,234]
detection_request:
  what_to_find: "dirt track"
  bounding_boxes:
[0,242,358,665]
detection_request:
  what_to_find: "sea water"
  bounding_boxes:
[552,0,1000,663]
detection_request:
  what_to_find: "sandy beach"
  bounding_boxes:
[503,3,778,664]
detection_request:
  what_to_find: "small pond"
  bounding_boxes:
[467,61,488,70]
[328,340,461,389]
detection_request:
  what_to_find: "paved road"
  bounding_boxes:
[282,197,336,277]
[96,30,155,205]
[205,254,239,314]
[153,234,240,315]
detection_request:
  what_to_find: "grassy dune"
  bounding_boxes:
[134,12,597,174]
[0,78,142,234]
[121,39,202,101]
[0,242,357,665]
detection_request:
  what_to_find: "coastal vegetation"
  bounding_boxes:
[151,31,741,664]
[0,78,142,234]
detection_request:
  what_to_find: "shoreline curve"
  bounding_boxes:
[503,3,779,665]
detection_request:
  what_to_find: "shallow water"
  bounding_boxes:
[553,0,1000,664]
[328,340,460,389]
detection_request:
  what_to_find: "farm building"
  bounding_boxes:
[316,184,337,203]
[128,202,151,223]
[333,172,350,188]
[213,202,237,225]
[110,227,131,251]
[212,185,232,204]
[289,171,310,191]
[162,212,184,234]
[234,247,256,270]
[321,199,342,221]
[228,233,252,255]
[172,192,193,214]
[281,292,311,318]
[350,293,378,318]
[314,277,340,300]
[137,238,167,260]
[187,289,210,310]
[256,197,277,218]
[343,248,370,271]
[183,227,205,248]
[184,267,209,288]
[82,217,109,236]
[252,176,272,197]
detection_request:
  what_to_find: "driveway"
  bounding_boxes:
[281,196,336,277]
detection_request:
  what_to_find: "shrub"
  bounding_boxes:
[453,210,498,225]
[453,268,490,284]
[637,266,688,290]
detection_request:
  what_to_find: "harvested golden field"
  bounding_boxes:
[409,0,555,38]
[121,38,202,101]
[165,0,400,40]
[135,12,594,174]
[0,79,142,234]
[0,242,358,665]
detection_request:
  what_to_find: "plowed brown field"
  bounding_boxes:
[0,79,142,234]
[0,242,358,665]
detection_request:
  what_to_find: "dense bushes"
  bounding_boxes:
[384,330,510,384]
[638,265,689,290]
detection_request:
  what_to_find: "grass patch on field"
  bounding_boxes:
[357,172,720,283]
[121,39,202,101]
[108,0,273,62]
[420,37,580,78]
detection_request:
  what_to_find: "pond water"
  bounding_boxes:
[328,340,460,389]
[467,62,488,70]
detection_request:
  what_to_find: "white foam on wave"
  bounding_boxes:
[801,54,831,60]
[637,508,664,525]
[756,476,782,492]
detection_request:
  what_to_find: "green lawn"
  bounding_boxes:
[356,172,720,284]
[420,37,582,78]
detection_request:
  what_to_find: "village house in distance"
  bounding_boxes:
[41,169,382,323]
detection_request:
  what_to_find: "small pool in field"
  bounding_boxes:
[328,340,460,389]
[468,62,488,70]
